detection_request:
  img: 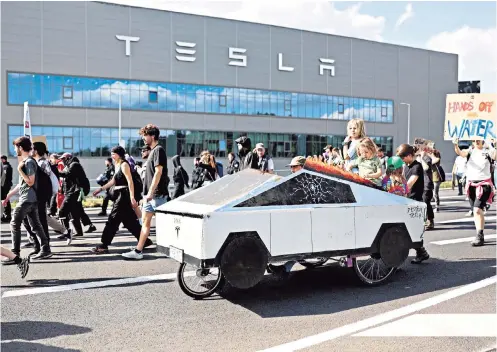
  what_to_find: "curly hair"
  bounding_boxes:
[139,124,160,140]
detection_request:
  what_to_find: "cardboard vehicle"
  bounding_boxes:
[156,160,427,299]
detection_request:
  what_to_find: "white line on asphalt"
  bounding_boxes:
[353,314,497,337]
[258,275,497,352]
[438,216,496,224]
[431,201,465,205]
[1,271,195,298]
[431,235,497,245]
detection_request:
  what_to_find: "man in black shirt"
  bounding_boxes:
[122,124,168,260]
[397,144,429,264]
[418,152,435,230]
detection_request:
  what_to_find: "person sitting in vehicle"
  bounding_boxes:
[382,156,409,197]
[345,138,382,186]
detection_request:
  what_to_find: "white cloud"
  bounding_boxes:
[104,0,386,42]
[426,26,497,93]
[395,3,414,30]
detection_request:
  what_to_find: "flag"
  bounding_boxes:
[23,101,31,139]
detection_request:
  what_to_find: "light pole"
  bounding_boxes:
[400,103,411,144]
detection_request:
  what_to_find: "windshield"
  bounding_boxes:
[180,169,279,206]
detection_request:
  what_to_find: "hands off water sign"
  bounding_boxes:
[444,93,496,141]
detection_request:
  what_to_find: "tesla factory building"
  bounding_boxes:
[1,1,458,178]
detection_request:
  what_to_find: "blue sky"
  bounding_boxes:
[107,0,496,92]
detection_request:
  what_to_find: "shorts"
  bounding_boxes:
[142,196,168,213]
[468,185,492,210]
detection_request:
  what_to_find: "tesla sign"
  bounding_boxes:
[116,34,336,76]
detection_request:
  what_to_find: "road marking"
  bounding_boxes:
[438,216,496,224]
[431,201,465,205]
[258,275,497,352]
[431,235,497,245]
[1,271,195,298]
[353,314,497,337]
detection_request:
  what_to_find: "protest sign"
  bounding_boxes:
[444,93,496,141]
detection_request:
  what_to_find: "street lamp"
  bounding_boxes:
[400,103,411,144]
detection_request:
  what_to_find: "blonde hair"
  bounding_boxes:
[358,138,378,157]
[347,118,366,139]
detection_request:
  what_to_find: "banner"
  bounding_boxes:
[23,101,32,139]
[444,93,497,141]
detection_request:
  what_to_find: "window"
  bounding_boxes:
[219,95,227,107]
[149,91,158,103]
[63,137,73,150]
[381,107,387,117]
[6,72,395,123]
[63,86,73,99]
[235,173,356,207]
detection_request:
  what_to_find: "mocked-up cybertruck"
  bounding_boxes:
[156,160,427,299]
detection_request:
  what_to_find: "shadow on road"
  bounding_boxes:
[1,341,81,352]
[1,320,91,342]
[220,257,496,318]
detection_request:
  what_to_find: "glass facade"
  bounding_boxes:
[7,125,394,159]
[7,72,394,122]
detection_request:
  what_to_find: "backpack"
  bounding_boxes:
[77,166,91,196]
[131,169,143,201]
[434,163,446,183]
[32,159,52,203]
[216,162,224,178]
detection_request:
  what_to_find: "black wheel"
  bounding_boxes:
[177,262,225,299]
[298,257,328,268]
[220,235,268,289]
[353,254,396,286]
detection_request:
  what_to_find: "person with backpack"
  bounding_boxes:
[171,155,189,199]
[1,137,52,262]
[32,142,69,244]
[453,138,496,246]
[57,153,95,240]
[427,149,445,213]
[90,146,150,254]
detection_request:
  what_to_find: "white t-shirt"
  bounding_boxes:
[465,148,494,181]
[267,158,274,171]
[454,155,467,175]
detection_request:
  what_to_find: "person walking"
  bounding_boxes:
[1,246,29,278]
[397,144,430,264]
[417,150,435,230]
[2,137,52,261]
[171,155,189,199]
[122,124,169,260]
[1,155,13,223]
[97,158,115,216]
[90,146,149,254]
[453,138,496,246]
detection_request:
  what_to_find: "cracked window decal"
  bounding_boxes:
[235,173,356,207]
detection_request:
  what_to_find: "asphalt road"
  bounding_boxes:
[1,189,496,352]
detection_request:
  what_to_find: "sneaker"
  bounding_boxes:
[85,224,97,233]
[1,257,17,265]
[90,245,109,254]
[425,221,435,231]
[65,230,73,245]
[28,247,41,258]
[31,250,53,260]
[97,211,107,216]
[122,249,143,260]
[465,210,473,217]
[434,207,440,213]
[17,257,30,279]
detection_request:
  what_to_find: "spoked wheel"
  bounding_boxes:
[298,257,328,269]
[177,262,225,299]
[353,254,396,286]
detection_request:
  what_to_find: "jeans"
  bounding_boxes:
[433,182,441,207]
[100,189,141,247]
[10,201,49,254]
[423,190,434,222]
[142,196,167,213]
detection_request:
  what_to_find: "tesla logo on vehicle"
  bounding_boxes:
[174,218,181,224]
[175,226,180,237]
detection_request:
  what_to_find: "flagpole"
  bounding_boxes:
[118,91,122,144]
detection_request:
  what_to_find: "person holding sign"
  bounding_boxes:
[453,138,496,246]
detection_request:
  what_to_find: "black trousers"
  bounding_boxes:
[101,192,110,213]
[59,194,81,231]
[79,202,92,227]
[423,189,434,221]
[49,194,58,216]
[1,185,12,218]
[100,189,141,247]
[172,185,185,199]
[11,202,49,253]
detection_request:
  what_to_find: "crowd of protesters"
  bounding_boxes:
[1,118,495,278]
